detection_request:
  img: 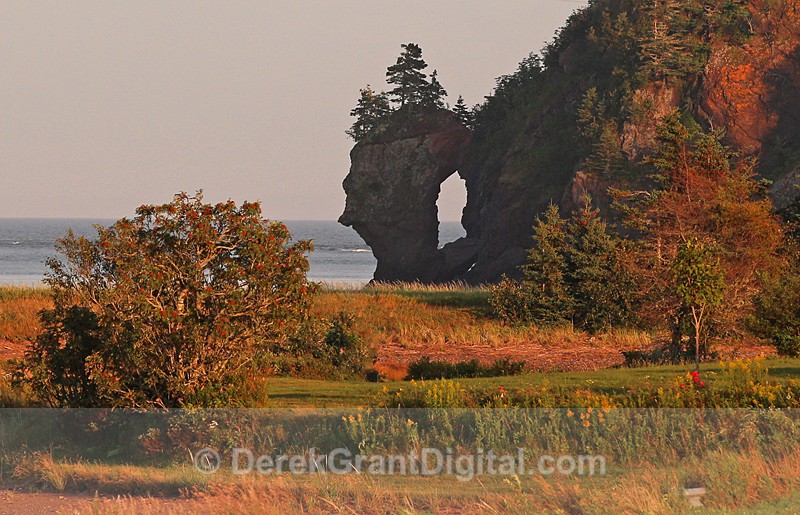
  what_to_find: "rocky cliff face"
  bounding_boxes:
[341,0,800,284]
[339,108,474,282]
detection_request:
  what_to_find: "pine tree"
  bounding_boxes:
[567,196,634,332]
[452,95,473,127]
[346,85,392,142]
[420,69,447,109]
[585,121,626,179]
[386,43,430,109]
[521,204,574,325]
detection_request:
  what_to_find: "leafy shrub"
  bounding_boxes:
[271,312,369,379]
[749,269,800,357]
[15,192,314,407]
[405,357,525,380]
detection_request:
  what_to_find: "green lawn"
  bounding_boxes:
[266,358,800,408]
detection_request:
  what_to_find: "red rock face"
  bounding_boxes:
[701,1,800,166]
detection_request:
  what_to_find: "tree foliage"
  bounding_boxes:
[386,43,430,108]
[347,43,459,142]
[346,85,392,142]
[452,95,473,128]
[671,238,725,366]
[613,112,783,354]
[16,192,314,407]
[490,198,636,333]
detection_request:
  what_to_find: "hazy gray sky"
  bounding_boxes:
[1,1,585,221]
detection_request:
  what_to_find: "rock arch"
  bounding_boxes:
[339,108,478,283]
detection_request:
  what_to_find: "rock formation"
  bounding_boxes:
[339,108,473,282]
[341,0,800,284]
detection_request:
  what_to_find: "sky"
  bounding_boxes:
[1,1,586,221]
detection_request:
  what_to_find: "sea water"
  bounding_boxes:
[0,219,466,286]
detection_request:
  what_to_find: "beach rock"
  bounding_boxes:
[339,108,472,282]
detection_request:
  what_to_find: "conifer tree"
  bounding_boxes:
[567,196,634,332]
[346,85,392,142]
[521,204,574,325]
[452,95,473,127]
[420,69,447,108]
[386,43,430,109]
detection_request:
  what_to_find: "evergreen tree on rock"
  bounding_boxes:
[420,69,447,109]
[386,43,430,109]
[346,85,392,142]
[452,95,472,127]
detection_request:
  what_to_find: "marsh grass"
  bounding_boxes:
[313,289,653,353]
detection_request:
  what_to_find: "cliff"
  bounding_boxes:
[341,0,800,284]
[339,108,474,282]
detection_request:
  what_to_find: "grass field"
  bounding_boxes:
[8,443,800,513]
[2,284,800,512]
[265,357,800,407]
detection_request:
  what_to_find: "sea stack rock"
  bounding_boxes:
[339,107,472,283]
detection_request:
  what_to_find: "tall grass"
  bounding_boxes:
[0,285,51,302]
[17,447,800,513]
[312,289,654,379]
[0,286,51,343]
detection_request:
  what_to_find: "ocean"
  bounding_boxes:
[0,219,466,286]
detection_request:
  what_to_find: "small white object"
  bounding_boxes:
[683,487,707,508]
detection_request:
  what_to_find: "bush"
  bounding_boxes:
[271,312,369,380]
[749,269,800,357]
[405,357,525,380]
[15,192,314,407]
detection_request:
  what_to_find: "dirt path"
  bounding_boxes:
[0,489,192,515]
[0,490,94,514]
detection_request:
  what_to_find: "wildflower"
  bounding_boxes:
[566,410,574,418]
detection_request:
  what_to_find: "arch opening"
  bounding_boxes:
[437,173,467,248]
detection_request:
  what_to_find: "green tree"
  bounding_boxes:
[522,204,574,325]
[671,239,724,369]
[16,192,314,407]
[346,85,392,142]
[750,265,800,357]
[420,69,447,109]
[585,121,627,179]
[386,43,430,109]
[452,95,473,127]
[567,197,636,332]
[491,199,635,332]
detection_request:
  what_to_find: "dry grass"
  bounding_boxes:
[313,290,656,379]
[26,447,800,513]
[0,286,52,359]
[11,453,208,497]
[0,284,766,381]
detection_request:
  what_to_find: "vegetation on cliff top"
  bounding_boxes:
[347,43,453,142]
